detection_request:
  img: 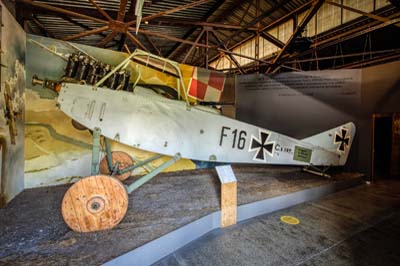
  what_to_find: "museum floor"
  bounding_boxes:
[0,166,364,265]
[155,180,400,266]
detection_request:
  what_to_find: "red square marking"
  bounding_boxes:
[189,79,208,100]
[208,72,225,90]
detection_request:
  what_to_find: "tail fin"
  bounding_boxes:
[301,122,356,166]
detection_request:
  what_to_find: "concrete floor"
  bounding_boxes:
[0,166,362,265]
[154,181,400,266]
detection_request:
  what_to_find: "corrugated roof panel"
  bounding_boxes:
[21,0,310,63]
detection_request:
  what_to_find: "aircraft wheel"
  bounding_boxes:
[61,175,128,232]
[71,119,87,131]
[99,151,133,181]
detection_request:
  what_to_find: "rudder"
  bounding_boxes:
[301,122,356,166]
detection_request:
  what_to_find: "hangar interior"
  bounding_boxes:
[0,0,400,265]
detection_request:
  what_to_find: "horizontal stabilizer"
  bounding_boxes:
[301,122,356,166]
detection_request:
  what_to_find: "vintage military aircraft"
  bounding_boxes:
[31,43,356,232]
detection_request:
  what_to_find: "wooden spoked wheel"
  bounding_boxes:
[61,175,128,232]
[99,151,134,181]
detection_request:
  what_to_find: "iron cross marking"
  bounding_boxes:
[334,128,350,152]
[249,130,275,162]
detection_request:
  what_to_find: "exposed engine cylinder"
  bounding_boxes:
[64,54,132,91]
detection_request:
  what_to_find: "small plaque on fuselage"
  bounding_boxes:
[293,146,312,163]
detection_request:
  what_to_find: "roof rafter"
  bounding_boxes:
[117,0,128,21]
[21,0,108,24]
[98,31,118,47]
[167,0,227,59]
[31,15,55,38]
[182,29,206,63]
[145,18,259,31]
[205,0,314,66]
[88,0,113,21]
[144,34,162,56]
[236,11,400,72]
[126,0,211,26]
[210,31,245,74]
[126,31,148,51]
[63,25,109,41]
[326,0,400,27]
[260,31,284,48]
[216,0,292,46]
[266,0,325,73]
[96,0,129,48]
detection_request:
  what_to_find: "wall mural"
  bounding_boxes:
[0,3,26,206]
[25,35,229,188]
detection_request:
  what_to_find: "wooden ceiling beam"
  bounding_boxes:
[135,28,212,48]
[260,0,313,32]
[98,31,118,47]
[285,12,400,62]
[61,15,118,48]
[237,0,253,26]
[260,31,284,48]
[96,0,128,49]
[326,1,400,27]
[182,29,206,63]
[126,31,148,51]
[62,25,109,41]
[335,52,400,69]
[118,0,137,51]
[117,0,128,21]
[21,0,108,24]
[144,34,162,56]
[266,0,325,73]
[283,49,400,64]
[18,2,117,21]
[147,18,258,31]
[88,0,113,21]
[31,15,55,38]
[312,16,400,49]
[24,20,36,34]
[126,0,210,26]
[166,0,226,58]
[215,48,273,65]
[210,31,245,74]
[205,0,313,66]
[215,0,292,48]
[236,11,400,71]
[211,0,246,22]
[60,15,109,39]
[130,27,272,67]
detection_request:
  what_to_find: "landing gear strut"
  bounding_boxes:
[61,127,181,232]
[302,165,331,178]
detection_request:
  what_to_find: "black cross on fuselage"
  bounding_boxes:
[334,128,350,152]
[249,131,274,161]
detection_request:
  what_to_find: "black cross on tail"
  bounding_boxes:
[249,130,275,162]
[334,128,350,152]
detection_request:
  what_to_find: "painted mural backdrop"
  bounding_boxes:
[25,35,229,188]
[0,3,26,205]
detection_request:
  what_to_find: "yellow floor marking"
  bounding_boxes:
[280,215,300,225]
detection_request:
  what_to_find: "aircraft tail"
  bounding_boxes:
[301,122,356,166]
